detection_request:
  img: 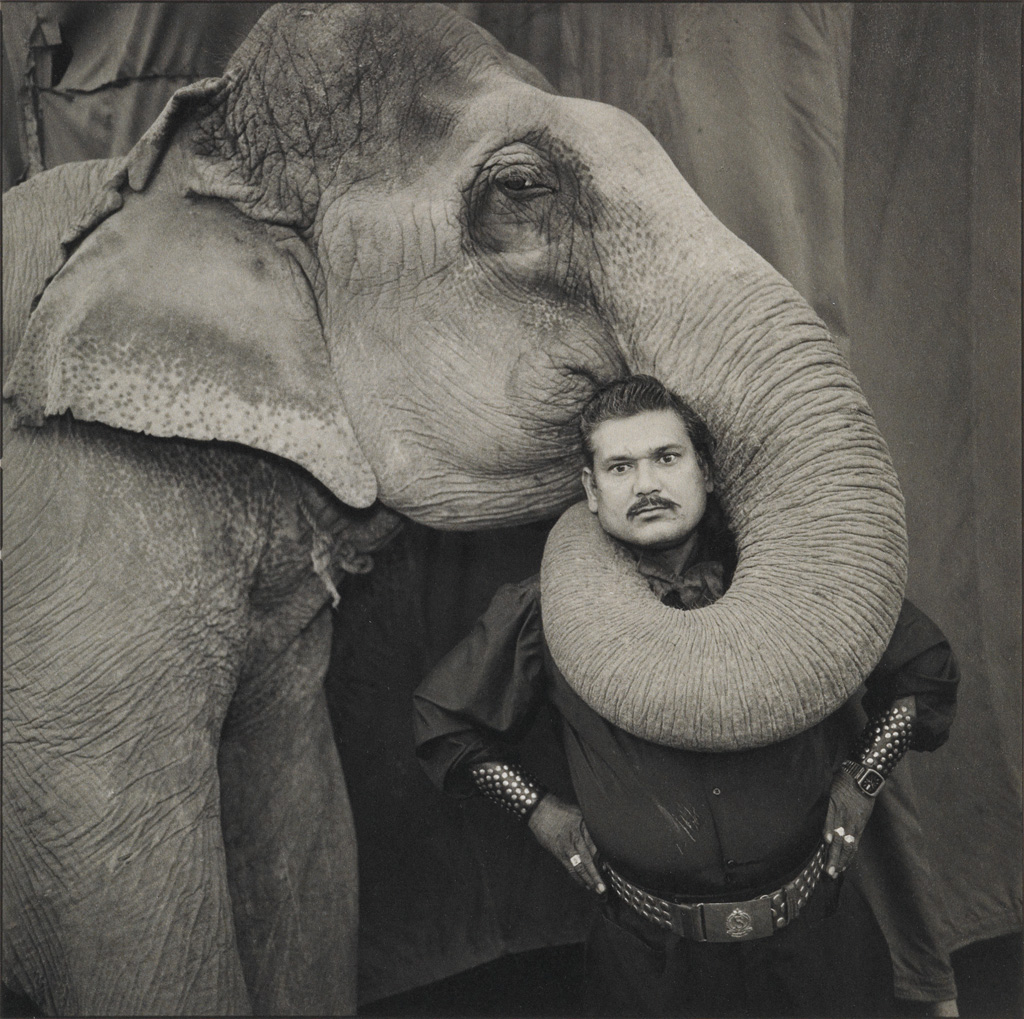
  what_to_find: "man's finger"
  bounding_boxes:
[826,842,842,877]
[575,821,606,894]
[826,825,859,877]
[824,822,842,875]
[564,852,585,887]
[580,855,606,895]
[568,847,606,895]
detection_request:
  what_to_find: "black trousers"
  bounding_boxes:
[583,875,898,1018]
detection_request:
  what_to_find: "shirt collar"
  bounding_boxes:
[633,531,705,585]
[631,532,726,610]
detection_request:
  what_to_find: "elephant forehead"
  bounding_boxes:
[239,3,523,94]
[214,3,524,186]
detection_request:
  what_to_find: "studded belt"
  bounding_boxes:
[602,843,828,943]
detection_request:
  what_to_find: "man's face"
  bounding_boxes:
[581,409,713,550]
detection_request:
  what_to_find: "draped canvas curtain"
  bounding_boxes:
[428,4,1023,1001]
[1,2,267,189]
[843,5,1022,988]
[2,2,1019,1006]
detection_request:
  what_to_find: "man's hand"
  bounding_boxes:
[823,769,876,877]
[527,793,606,895]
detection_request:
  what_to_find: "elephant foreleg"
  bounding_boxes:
[2,676,252,1016]
[219,606,358,1016]
[2,419,268,1015]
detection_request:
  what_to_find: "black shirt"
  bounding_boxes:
[414,546,959,900]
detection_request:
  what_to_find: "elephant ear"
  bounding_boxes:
[4,79,377,509]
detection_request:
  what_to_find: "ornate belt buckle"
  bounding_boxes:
[699,895,774,942]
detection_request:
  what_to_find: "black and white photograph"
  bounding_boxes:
[1,4,1020,1017]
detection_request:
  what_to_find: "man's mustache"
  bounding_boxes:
[627,496,678,519]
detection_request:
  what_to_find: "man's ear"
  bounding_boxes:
[581,466,600,513]
[698,455,714,494]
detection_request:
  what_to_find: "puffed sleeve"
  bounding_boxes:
[862,599,960,751]
[414,575,548,795]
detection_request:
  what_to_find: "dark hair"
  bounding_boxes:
[578,374,715,473]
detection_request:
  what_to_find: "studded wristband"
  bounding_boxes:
[843,700,915,796]
[469,761,546,821]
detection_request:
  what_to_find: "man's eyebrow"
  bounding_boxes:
[599,443,684,466]
[641,443,686,459]
[597,453,634,468]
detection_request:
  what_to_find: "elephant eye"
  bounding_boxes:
[469,147,565,257]
[493,163,555,198]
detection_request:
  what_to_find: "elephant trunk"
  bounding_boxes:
[541,146,907,751]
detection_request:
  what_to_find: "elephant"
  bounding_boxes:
[2,3,907,1015]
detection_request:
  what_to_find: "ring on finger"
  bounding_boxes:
[843,833,856,844]
[569,854,582,868]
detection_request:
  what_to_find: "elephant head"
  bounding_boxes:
[5,2,906,750]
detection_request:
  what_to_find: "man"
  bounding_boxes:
[414,375,959,1018]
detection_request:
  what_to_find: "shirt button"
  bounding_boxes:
[726,859,736,868]
[712,787,722,796]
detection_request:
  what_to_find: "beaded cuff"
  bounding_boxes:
[469,761,545,820]
[851,701,915,780]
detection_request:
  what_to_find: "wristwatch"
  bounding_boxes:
[840,759,886,797]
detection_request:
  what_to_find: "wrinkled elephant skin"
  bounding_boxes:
[2,4,906,1015]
